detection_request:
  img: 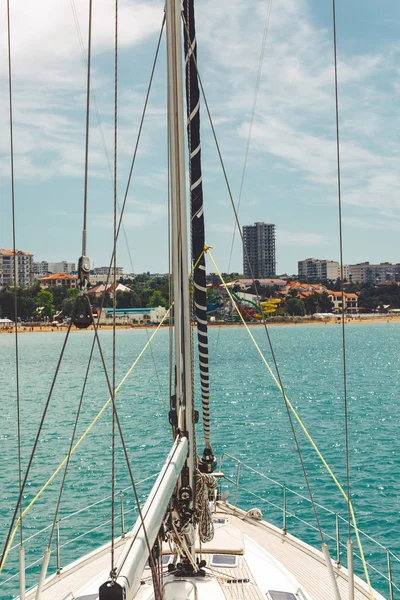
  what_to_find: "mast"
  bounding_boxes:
[166,0,195,508]
[98,4,196,597]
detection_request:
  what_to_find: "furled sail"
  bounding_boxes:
[183,0,214,468]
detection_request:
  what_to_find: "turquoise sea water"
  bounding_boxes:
[0,323,399,598]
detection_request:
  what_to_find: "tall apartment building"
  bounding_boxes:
[32,261,49,275]
[298,258,348,281]
[0,249,33,286]
[243,222,276,278]
[32,260,76,274]
[348,262,400,283]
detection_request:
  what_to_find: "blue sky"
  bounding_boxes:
[0,0,399,276]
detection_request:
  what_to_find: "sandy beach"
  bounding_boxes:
[1,315,399,334]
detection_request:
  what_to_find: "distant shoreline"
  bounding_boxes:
[1,315,399,334]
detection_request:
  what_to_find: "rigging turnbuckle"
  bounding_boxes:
[72,255,93,329]
[78,255,91,291]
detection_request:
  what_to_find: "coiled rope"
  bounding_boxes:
[195,470,218,543]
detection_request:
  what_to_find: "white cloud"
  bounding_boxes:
[194,0,400,226]
[278,230,331,247]
[0,0,161,83]
[92,201,166,230]
[0,0,164,182]
[0,0,399,273]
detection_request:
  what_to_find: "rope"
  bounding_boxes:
[6,0,23,548]
[0,323,73,572]
[87,14,165,338]
[180,20,316,496]
[83,319,163,595]
[171,521,198,572]
[82,0,92,257]
[227,0,273,272]
[332,0,352,541]
[0,311,170,573]
[145,328,167,408]
[46,324,98,553]
[195,470,217,543]
[207,250,374,599]
[111,0,118,575]
[37,0,98,570]
[69,0,135,275]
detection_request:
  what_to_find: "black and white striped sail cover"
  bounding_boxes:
[183,0,211,449]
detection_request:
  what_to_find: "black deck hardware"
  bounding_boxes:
[198,447,217,473]
[173,560,206,578]
[72,294,93,329]
[99,580,126,599]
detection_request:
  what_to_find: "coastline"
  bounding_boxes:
[1,315,399,334]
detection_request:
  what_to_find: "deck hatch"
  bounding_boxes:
[210,554,238,567]
[268,592,297,600]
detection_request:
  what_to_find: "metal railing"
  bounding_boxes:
[219,453,399,599]
[1,474,157,592]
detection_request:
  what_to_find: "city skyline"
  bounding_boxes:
[3,243,400,285]
[0,1,399,275]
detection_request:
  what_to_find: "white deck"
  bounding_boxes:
[20,502,385,600]
[217,503,384,600]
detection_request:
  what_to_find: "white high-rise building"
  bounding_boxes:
[242,222,276,278]
[0,249,33,286]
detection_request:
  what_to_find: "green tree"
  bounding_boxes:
[147,289,167,307]
[36,290,55,318]
[304,294,319,315]
[116,290,140,308]
[318,291,333,313]
[285,297,305,316]
[51,286,68,310]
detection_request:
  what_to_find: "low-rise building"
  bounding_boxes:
[0,248,33,286]
[93,266,124,278]
[348,262,400,283]
[32,261,49,275]
[38,272,78,289]
[98,306,166,324]
[33,260,76,275]
[327,291,358,314]
[298,258,348,281]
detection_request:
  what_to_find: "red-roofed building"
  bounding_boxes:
[38,272,78,289]
[87,283,131,298]
[327,291,358,313]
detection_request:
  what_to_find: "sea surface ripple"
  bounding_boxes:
[0,323,399,598]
